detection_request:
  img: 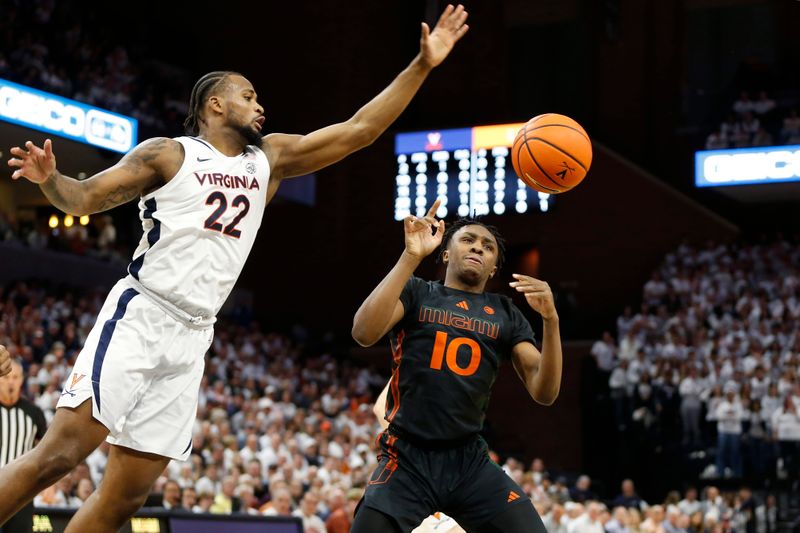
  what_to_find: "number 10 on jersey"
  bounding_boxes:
[430,331,481,376]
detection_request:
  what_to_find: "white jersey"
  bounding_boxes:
[126,136,270,324]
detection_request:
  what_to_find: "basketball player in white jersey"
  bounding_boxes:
[1,6,469,532]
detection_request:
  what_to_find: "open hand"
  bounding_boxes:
[419,4,469,69]
[8,139,57,184]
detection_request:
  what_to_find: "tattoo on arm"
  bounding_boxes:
[40,171,87,214]
[97,183,143,211]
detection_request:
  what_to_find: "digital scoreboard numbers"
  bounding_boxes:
[394,123,554,221]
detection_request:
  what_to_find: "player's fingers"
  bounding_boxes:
[44,139,53,158]
[455,23,469,40]
[511,273,545,283]
[421,22,430,40]
[11,170,22,180]
[440,4,455,23]
[514,286,549,294]
[433,219,446,240]
[449,4,464,25]
[7,158,23,168]
[425,198,441,219]
[9,146,28,158]
[455,8,468,28]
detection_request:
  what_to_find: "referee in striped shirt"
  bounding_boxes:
[0,345,47,533]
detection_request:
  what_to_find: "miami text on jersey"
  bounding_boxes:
[418,305,500,339]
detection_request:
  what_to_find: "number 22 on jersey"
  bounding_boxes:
[429,331,481,376]
[204,192,250,238]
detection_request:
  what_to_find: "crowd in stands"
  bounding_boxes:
[0,211,126,263]
[591,238,800,488]
[705,91,800,150]
[2,272,796,533]
[0,0,189,136]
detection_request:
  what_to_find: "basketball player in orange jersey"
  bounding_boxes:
[1,6,468,533]
[351,199,561,532]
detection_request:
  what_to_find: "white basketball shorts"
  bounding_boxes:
[57,277,212,460]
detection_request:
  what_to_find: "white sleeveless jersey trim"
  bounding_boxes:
[126,136,270,321]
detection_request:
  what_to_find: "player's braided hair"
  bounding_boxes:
[438,218,506,270]
[183,71,240,136]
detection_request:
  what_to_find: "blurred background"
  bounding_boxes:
[1,0,799,531]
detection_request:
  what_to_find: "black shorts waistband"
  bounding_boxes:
[387,424,479,451]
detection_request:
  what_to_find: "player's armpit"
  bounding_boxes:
[81,137,184,214]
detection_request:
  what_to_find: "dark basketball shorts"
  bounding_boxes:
[358,429,534,532]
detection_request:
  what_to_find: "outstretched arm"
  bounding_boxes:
[263,4,469,184]
[510,276,562,405]
[352,201,445,346]
[7,138,183,216]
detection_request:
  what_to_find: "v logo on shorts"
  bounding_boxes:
[61,373,86,397]
[507,490,520,503]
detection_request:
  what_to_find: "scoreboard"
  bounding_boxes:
[394,123,554,221]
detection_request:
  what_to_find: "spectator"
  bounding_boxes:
[293,491,327,533]
[69,478,95,508]
[612,479,644,510]
[705,129,728,150]
[715,386,744,478]
[160,479,182,510]
[591,332,617,374]
[781,110,800,143]
[640,505,665,533]
[542,502,567,533]
[570,475,597,503]
[325,487,362,533]
[720,114,741,140]
[210,476,239,515]
[193,491,215,513]
[679,367,704,449]
[771,394,800,484]
[567,501,604,533]
[606,507,631,533]
[752,91,775,116]
[733,92,755,115]
[662,505,685,533]
[678,487,702,517]
[180,486,197,512]
[262,487,293,517]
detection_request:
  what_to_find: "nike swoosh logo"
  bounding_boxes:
[197,157,212,162]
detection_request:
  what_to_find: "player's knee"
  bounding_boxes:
[100,488,149,519]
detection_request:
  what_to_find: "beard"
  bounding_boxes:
[237,123,264,146]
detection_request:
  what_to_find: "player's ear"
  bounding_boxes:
[208,95,224,116]
[489,266,497,279]
[442,250,449,263]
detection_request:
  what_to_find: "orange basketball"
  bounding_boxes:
[511,114,592,194]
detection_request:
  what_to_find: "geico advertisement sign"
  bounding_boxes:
[696,146,800,187]
[0,78,137,153]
